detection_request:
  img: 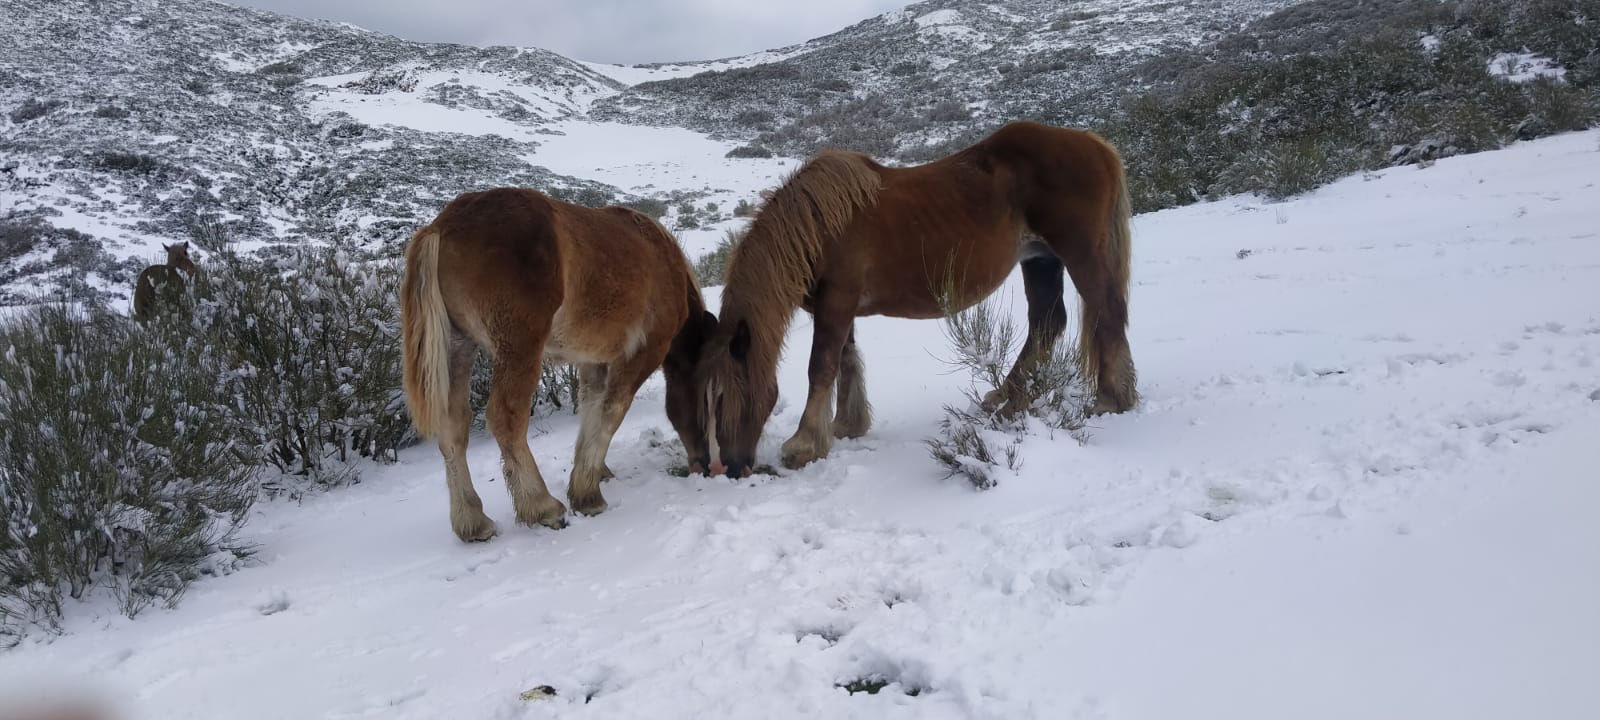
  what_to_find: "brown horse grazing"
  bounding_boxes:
[699,120,1137,477]
[131,242,198,321]
[400,187,718,542]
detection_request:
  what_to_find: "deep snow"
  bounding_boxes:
[1,129,1597,720]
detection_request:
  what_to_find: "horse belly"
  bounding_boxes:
[543,303,653,365]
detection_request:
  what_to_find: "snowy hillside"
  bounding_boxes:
[0,0,1309,307]
[5,0,1594,311]
[2,129,1596,719]
[0,0,632,305]
[592,0,1301,149]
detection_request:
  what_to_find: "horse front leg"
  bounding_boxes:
[781,298,855,470]
[832,326,872,439]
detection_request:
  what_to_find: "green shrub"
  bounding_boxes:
[725,144,773,159]
[694,229,739,286]
[621,197,668,220]
[159,246,414,490]
[96,152,165,176]
[0,300,259,642]
[9,99,64,123]
[927,100,972,122]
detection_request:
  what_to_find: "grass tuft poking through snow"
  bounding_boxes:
[924,269,1090,489]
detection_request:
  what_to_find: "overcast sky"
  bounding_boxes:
[233,0,911,65]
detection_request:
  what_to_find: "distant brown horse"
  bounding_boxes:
[131,242,198,321]
[400,187,718,542]
[699,120,1138,477]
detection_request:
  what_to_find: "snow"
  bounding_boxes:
[518,120,797,255]
[578,45,812,86]
[2,129,1599,719]
[1488,51,1567,82]
[311,91,540,138]
[915,9,965,28]
[306,69,608,134]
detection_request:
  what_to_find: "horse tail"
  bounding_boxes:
[400,227,453,440]
[1079,138,1138,409]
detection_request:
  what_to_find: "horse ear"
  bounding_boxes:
[729,319,751,361]
[700,310,719,335]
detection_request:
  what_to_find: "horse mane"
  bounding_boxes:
[719,151,882,361]
[694,150,881,456]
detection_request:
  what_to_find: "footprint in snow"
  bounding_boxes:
[254,589,291,616]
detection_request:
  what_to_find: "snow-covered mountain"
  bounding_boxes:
[0,0,1298,307]
[1,0,625,304]
[591,0,1302,154]
[1,0,1592,309]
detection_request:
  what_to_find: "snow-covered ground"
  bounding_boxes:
[2,130,1597,720]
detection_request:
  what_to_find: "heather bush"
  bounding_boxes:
[695,229,740,286]
[924,274,1090,490]
[0,298,259,643]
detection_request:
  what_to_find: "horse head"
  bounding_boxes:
[162,242,198,274]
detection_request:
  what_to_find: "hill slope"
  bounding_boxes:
[1,128,1595,720]
[2,0,1594,310]
[592,0,1301,155]
[0,0,625,304]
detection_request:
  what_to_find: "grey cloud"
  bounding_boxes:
[232,0,909,65]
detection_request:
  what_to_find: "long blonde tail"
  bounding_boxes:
[1079,147,1137,408]
[400,228,453,439]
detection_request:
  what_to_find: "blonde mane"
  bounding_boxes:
[718,150,882,362]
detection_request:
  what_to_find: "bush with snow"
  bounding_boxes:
[694,229,739,286]
[0,299,259,643]
[0,231,594,640]
[924,275,1090,490]
[151,243,415,492]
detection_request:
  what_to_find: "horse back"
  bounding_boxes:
[428,188,693,364]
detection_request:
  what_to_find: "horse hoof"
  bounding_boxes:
[1089,393,1133,416]
[516,497,569,530]
[780,452,813,470]
[979,388,1007,414]
[599,464,616,482]
[453,514,498,543]
[832,422,869,440]
[569,493,608,517]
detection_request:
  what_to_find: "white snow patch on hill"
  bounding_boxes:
[1488,51,1566,82]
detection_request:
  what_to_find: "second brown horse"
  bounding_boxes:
[699,120,1139,477]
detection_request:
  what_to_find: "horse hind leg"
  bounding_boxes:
[832,326,872,439]
[1054,238,1135,415]
[488,342,568,530]
[443,336,497,541]
[982,254,1069,418]
[568,346,662,516]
